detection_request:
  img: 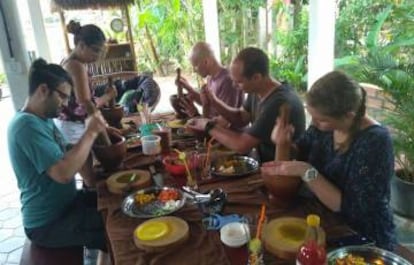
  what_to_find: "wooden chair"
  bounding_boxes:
[90,71,138,88]
[91,71,161,113]
[19,239,83,265]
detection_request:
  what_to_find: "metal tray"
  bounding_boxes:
[122,186,186,218]
[210,155,259,178]
[327,246,411,265]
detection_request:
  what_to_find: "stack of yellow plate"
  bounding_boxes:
[133,216,189,252]
[106,169,151,194]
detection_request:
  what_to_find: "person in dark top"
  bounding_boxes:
[261,70,396,250]
[187,47,305,163]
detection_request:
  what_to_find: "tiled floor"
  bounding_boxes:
[0,78,413,265]
[0,91,25,265]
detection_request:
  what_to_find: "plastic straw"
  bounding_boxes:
[256,204,266,239]
[203,137,215,177]
[174,149,194,185]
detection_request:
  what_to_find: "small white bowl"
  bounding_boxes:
[220,222,250,248]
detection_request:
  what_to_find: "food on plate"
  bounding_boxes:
[126,136,141,147]
[135,193,156,205]
[158,189,180,202]
[128,187,184,217]
[334,254,384,265]
[217,160,247,174]
[218,165,235,174]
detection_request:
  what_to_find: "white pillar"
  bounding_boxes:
[266,0,273,56]
[202,0,221,62]
[307,0,336,89]
[0,0,31,110]
[258,7,267,50]
[26,0,52,62]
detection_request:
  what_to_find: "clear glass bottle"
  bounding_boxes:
[296,214,327,265]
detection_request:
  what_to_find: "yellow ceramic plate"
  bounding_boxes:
[136,221,170,241]
[167,119,186,129]
[133,216,190,250]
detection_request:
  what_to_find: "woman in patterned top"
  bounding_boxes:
[261,70,396,250]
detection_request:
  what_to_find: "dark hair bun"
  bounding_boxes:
[30,58,48,72]
[66,20,81,35]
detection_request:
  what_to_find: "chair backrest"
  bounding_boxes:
[92,71,161,113]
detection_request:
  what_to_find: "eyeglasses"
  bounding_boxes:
[53,88,70,102]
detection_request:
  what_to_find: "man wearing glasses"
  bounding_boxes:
[7,59,110,264]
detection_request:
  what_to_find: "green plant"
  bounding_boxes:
[0,73,6,85]
[270,2,308,91]
[131,0,203,75]
[335,0,414,181]
[340,52,414,181]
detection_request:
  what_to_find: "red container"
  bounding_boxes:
[162,154,187,177]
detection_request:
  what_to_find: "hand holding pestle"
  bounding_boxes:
[84,101,112,146]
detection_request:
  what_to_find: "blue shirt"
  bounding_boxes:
[296,125,396,250]
[7,112,77,228]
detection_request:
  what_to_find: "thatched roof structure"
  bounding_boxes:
[51,0,135,11]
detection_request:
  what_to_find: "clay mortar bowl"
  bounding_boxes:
[101,104,124,129]
[261,173,301,205]
[93,130,127,172]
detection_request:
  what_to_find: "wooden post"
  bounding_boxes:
[123,4,137,72]
[58,10,70,54]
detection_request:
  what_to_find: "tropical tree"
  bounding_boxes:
[131,0,203,75]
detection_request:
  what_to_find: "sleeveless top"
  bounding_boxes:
[59,59,94,123]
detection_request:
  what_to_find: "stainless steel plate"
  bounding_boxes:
[122,186,186,218]
[210,155,259,178]
[327,246,411,265]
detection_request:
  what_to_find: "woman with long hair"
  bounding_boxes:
[261,71,396,250]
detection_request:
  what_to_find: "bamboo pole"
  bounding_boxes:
[58,10,70,54]
[123,3,137,72]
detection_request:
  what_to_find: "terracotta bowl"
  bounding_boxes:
[262,173,301,203]
[169,94,189,119]
[101,104,124,128]
[93,130,127,172]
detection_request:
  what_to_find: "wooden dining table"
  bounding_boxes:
[95,113,414,265]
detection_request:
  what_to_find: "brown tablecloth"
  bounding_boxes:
[96,113,414,265]
[97,172,359,265]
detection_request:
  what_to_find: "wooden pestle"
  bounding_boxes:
[275,103,291,161]
[107,77,116,108]
[84,101,112,146]
[176,67,183,97]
